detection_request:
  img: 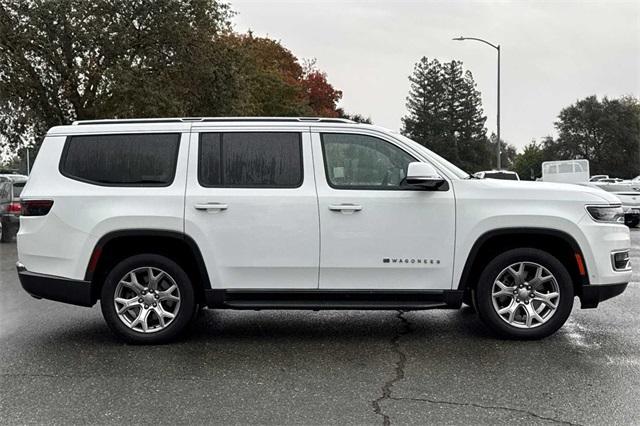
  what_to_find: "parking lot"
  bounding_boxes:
[0,229,637,425]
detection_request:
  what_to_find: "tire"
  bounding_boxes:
[474,248,574,340]
[0,222,12,243]
[100,254,196,344]
[625,216,639,228]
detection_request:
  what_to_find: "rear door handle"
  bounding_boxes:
[328,204,362,213]
[194,202,228,211]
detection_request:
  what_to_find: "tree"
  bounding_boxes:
[336,109,372,124]
[512,140,546,180]
[0,0,235,152]
[548,95,640,178]
[0,1,346,157]
[401,57,490,172]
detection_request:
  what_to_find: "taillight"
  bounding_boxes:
[7,202,21,214]
[21,200,54,216]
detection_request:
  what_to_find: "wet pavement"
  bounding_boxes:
[1,230,639,425]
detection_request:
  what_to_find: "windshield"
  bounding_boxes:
[394,134,470,179]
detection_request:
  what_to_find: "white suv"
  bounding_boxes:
[17,118,632,343]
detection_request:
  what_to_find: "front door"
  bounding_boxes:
[312,131,456,290]
[185,129,320,289]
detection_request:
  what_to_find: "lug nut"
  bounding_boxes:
[524,300,529,304]
[155,294,160,299]
[144,304,149,309]
[516,298,520,303]
[530,293,535,298]
[527,285,532,290]
[138,298,143,303]
[519,284,524,288]
[153,303,157,307]
[142,290,147,295]
[149,289,154,294]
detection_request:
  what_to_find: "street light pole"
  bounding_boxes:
[453,36,501,169]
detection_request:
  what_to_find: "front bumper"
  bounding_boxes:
[579,282,628,309]
[17,263,96,307]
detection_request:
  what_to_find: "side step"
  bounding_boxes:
[204,289,463,310]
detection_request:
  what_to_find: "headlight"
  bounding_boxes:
[586,205,625,223]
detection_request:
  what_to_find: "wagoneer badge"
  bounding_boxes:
[383,258,440,265]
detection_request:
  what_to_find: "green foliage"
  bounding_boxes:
[401,57,491,172]
[0,0,352,156]
[512,140,546,180]
[547,95,640,178]
[337,109,372,124]
[512,96,640,179]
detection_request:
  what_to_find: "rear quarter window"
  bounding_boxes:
[59,133,181,186]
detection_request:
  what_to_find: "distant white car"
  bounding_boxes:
[615,192,640,228]
[473,170,520,180]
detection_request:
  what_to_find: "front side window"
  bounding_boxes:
[199,132,303,188]
[321,133,416,189]
[60,133,180,186]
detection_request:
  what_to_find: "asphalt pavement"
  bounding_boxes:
[1,230,639,425]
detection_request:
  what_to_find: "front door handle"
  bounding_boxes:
[194,202,228,211]
[328,204,362,213]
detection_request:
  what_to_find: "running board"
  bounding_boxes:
[204,289,463,310]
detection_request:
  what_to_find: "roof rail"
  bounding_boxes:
[72,117,356,125]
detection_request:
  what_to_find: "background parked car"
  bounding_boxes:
[615,192,640,228]
[473,170,520,180]
[0,174,27,242]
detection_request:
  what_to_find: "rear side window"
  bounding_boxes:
[199,132,302,188]
[60,133,180,186]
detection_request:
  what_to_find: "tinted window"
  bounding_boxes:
[12,182,25,197]
[0,182,10,203]
[60,134,180,186]
[484,172,518,180]
[321,133,416,189]
[199,132,302,188]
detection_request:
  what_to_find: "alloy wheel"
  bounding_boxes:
[113,267,181,333]
[491,262,560,329]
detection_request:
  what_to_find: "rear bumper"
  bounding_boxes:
[579,282,628,309]
[17,263,95,307]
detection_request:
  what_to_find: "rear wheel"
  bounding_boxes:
[475,248,574,339]
[100,254,196,344]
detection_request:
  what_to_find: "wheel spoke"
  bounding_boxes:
[121,272,145,294]
[534,291,559,309]
[158,284,179,302]
[507,263,525,286]
[524,303,544,327]
[147,268,165,290]
[493,280,516,297]
[115,296,140,314]
[529,266,553,288]
[498,301,519,323]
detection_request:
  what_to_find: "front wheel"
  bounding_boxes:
[100,254,196,344]
[475,248,574,340]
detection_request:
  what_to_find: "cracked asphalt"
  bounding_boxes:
[1,229,638,425]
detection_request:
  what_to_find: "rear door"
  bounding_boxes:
[185,127,320,289]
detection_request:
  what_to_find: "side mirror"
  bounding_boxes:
[406,162,447,190]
